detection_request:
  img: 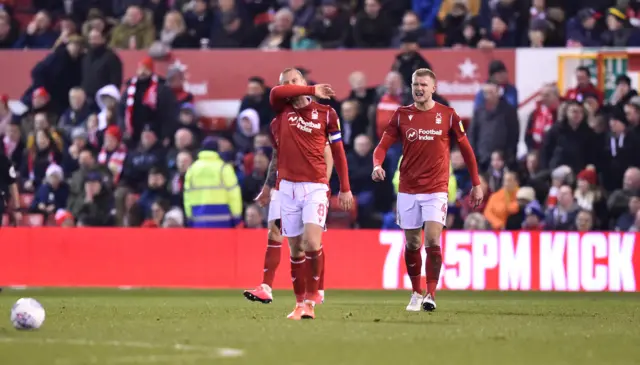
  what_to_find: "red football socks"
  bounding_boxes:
[318,246,325,290]
[262,240,282,287]
[290,256,306,303]
[426,246,443,298]
[404,247,423,293]
[305,249,324,298]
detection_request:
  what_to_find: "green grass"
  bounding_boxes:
[0,289,639,365]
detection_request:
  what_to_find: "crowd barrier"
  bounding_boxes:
[1,229,637,292]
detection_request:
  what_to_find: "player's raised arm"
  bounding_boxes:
[372,110,401,181]
[269,83,335,113]
[450,111,483,207]
[327,108,353,210]
[269,84,315,112]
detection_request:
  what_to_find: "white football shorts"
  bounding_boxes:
[267,189,281,222]
[278,179,329,237]
[396,192,448,229]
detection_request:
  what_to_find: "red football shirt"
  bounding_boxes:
[381,102,466,194]
[273,101,341,185]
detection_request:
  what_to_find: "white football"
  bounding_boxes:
[11,298,46,330]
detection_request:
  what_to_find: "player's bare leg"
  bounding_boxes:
[301,223,324,319]
[287,234,306,320]
[404,228,424,311]
[422,221,444,312]
[243,220,283,304]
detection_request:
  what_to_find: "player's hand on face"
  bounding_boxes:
[470,185,484,209]
[314,84,335,99]
[338,190,353,211]
[254,185,272,207]
[371,166,385,181]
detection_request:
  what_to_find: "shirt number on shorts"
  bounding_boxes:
[317,204,327,223]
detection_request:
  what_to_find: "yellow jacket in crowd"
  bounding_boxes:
[183,151,242,228]
[393,156,457,204]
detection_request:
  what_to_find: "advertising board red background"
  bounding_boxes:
[0,49,514,101]
[0,229,637,292]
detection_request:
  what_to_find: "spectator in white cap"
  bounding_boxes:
[162,207,184,228]
[30,163,69,217]
[546,165,573,208]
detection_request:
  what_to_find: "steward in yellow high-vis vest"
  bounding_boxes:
[183,137,242,228]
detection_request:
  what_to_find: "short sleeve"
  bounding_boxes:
[327,108,343,144]
[450,110,466,142]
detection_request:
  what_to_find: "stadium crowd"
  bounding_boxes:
[0,0,640,231]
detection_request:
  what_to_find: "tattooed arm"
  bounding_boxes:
[265,149,278,188]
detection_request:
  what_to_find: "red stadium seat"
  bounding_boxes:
[199,117,230,132]
[13,12,33,30]
[20,193,34,209]
[21,213,44,227]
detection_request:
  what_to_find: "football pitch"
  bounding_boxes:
[0,289,638,365]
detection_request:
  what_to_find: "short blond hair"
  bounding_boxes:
[279,68,304,84]
[412,68,436,81]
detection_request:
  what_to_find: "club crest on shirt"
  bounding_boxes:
[311,109,319,120]
[435,113,442,124]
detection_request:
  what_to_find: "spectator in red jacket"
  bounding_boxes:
[564,66,603,104]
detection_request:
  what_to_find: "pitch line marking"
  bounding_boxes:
[0,337,244,359]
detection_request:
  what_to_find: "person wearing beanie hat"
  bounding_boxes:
[163,207,185,228]
[522,200,545,230]
[72,169,112,227]
[603,106,640,191]
[183,135,242,229]
[566,8,601,47]
[54,209,75,227]
[602,7,640,47]
[122,53,177,147]
[98,125,127,183]
[575,165,606,216]
[177,103,202,143]
[546,165,573,208]
[473,59,518,111]
[31,86,51,111]
[63,127,91,176]
[610,74,638,109]
[31,163,69,216]
[166,62,194,105]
